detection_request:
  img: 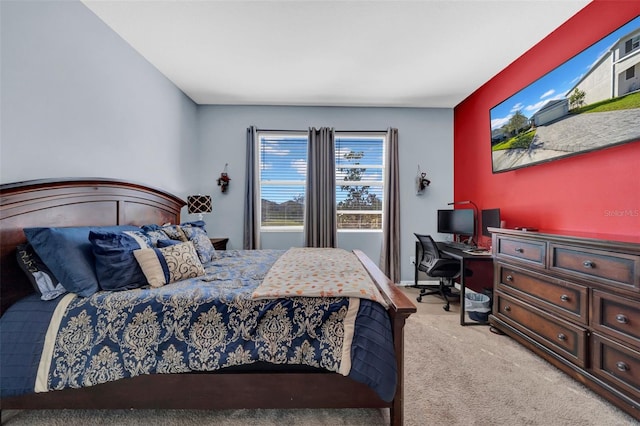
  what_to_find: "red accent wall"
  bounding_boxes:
[454,0,640,246]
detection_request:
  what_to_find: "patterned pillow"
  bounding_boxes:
[140,223,185,246]
[145,229,172,246]
[140,223,214,264]
[133,242,205,288]
[181,225,215,264]
[15,243,67,300]
[160,224,188,242]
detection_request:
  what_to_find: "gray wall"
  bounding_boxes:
[1,1,455,284]
[196,106,454,283]
[0,0,198,196]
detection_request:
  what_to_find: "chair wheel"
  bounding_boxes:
[442,305,450,311]
[416,296,422,302]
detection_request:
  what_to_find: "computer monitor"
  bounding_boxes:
[481,208,501,237]
[437,209,475,237]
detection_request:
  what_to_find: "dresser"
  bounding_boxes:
[488,228,639,420]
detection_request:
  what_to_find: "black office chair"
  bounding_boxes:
[414,233,462,311]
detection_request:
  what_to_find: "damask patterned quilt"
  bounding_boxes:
[0,249,397,402]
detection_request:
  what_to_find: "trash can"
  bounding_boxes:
[465,291,491,322]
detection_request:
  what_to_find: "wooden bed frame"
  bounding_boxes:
[0,178,416,425]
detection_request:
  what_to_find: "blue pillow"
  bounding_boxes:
[89,230,152,291]
[23,225,139,297]
[156,239,182,248]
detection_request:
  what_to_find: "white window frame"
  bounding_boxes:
[256,131,308,232]
[335,132,386,233]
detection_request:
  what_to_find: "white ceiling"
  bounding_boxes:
[82,0,591,108]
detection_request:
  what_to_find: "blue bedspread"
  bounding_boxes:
[0,249,396,402]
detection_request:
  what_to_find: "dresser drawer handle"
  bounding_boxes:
[515,248,524,253]
[504,305,511,313]
[557,333,567,342]
[616,361,629,372]
[560,294,570,302]
[506,275,513,282]
[583,260,595,268]
[615,314,629,324]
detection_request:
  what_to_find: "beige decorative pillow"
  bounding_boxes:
[133,241,205,287]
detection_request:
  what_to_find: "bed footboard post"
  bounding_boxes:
[351,250,416,426]
[390,311,411,426]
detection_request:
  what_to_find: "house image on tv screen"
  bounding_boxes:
[570,27,640,107]
[533,27,639,128]
[490,17,640,173]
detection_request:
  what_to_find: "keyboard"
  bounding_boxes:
[442,241,475,251]
[463,248,492,256]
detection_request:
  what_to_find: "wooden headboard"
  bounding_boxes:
[0,178,186,315]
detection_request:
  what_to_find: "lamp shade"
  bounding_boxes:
[187,195,212,214]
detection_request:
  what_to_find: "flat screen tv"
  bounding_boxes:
[481,208,501,237]
[437,209,474,237]
[490,16,640,173]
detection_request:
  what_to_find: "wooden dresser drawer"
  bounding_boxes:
[550,244,640,291]
[489,228,640,420]
[496,236,546,267]
[497,264,588,324]
[592,333,640,401]
[495,292,588,367]
[592,290,640,348]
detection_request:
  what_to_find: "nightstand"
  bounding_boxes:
[210,237,229,250]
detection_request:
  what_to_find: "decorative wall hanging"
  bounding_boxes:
[416,165,431,195]
[217,163,231,193]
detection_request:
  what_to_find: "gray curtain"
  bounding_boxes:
[243,126,259,249]
[304,127,336,248]
[380,127,400,282]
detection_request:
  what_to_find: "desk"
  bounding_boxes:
[414,242,494,326]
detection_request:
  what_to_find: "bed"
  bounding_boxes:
[0,178,416,425]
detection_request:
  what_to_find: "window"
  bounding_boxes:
[335,134,385,230]
[626,66,635,80]
[256,130,386,232]
[625,35,640,54]
[257,132,307,230]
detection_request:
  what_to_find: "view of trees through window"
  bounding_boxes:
[335,136,384,229]
[258,132,385,230]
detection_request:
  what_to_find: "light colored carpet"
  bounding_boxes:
[2,288,637,425]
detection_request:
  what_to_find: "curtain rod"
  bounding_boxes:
[255,128,389,133]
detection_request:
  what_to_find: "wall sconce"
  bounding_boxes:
[217,163,231,193]
[187,194,212,220]
[416,165,431,195]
